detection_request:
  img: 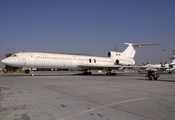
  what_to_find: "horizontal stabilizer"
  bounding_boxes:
[169,57,175,60]
[124,43,159,47]
[122,43,159,58]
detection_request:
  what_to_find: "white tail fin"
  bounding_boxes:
[173,59,175,64]
[169,57,175,65]
[122,43,159,58]
[168,50,175,64]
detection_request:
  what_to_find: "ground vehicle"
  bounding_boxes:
[145,70,159,80]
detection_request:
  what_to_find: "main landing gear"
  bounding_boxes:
[106,70,116,76]
[106,73,116,76]
[83,69,92,75]
[29,68,35,77]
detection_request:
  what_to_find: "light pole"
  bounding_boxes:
[162,49,165,63]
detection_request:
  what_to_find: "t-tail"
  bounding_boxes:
[108,43,159,58]
[169,51,175,65]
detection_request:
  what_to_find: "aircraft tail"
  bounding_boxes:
[173,59,175,64]
[122,43,159,58]
[169,57,175,65]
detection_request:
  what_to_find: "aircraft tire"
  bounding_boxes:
[112,73,116,76]
[31,73,35,77]
[106,73,116,76]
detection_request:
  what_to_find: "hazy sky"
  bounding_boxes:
[0,0,175,68]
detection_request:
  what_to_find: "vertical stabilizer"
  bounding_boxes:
[173,59,175,64]
[169,57,175,65]
[122,43,159,58]
[173,50,175,57]
[173,50,175,64]
[169,50,175,64]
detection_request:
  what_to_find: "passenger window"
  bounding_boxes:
[94,59,96,63]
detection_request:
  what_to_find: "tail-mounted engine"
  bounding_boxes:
[108,51,135,66]
[115,59,130,65]
[108,51,121,58]
[116,59,119,64]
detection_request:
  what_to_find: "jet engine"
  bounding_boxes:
[108,51,121,58]
[116,59,119,64]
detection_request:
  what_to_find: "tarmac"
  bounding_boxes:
[0,71,175,120]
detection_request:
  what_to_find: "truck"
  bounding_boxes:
[145,70,159,80]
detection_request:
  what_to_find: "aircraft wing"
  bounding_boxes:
[77,65,167,71]
[78,65,129,70]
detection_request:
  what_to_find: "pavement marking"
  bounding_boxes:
[143,111,175,120]
[59,97,146,120]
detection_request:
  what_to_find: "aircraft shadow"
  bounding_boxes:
[1,73,140,77]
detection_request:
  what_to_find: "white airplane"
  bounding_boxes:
[1,43,159,76]
[143,63,167,68]
[166,57,175,75]
[169,57,175,65]
[142,62,169,70]
[142,54,175,76]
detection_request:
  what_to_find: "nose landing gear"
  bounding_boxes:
[29,68,35,77]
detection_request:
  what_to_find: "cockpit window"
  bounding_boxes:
[13,54,18,57]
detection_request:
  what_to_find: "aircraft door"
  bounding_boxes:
[22,58,26,67]
[19,58,26,67]
[72,57,78,69]
[26,57,35,68]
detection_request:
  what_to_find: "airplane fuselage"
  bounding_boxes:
[2,52,135,70]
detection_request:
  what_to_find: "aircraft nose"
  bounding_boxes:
[1,58,18,66]
[1,59,7,64]
[1,58,12,65]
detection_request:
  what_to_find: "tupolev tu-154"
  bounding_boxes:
[1,43,159,76]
